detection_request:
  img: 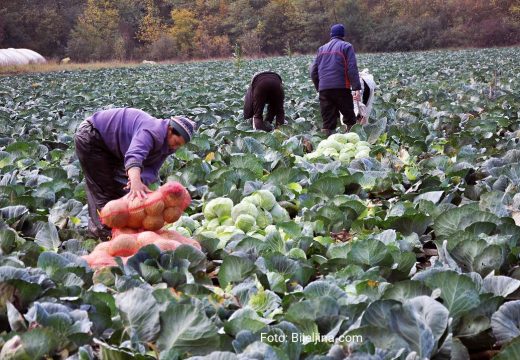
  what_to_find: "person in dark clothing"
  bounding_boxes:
[243,71,285,131]
[74,108,196,240]
[310,24,362,137]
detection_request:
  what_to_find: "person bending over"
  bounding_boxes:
[74,107,196,239]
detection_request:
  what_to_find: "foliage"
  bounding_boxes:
[67,0,123,61]
[137,0,165,45]
[1,0,519,60]
[0,47,519,358]
[169,8,199,59]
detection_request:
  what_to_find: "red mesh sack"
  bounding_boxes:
[83,253,118,268]
[159,182,191,209]
[154,239,181,252]
[107,234,140,257]
[135,231,162,246]
[157,229,201,250]
[99,198,129,228]
[83,229,198,269]
[111,228,138,238]
[99,181,192,231]
[88,182,197,269]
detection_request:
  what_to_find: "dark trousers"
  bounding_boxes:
[319,89,355,130]
[74,119,127,240]
[253,76,285,125]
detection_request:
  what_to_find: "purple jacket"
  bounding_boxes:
[310,37,361,92]
[91,108,173,185]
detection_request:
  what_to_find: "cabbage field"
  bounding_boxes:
[0,47,519,359]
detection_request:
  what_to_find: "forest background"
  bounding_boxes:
[1,0,519,62]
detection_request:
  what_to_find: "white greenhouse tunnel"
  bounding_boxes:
[0,48,46,66]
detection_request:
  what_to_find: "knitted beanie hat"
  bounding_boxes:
[169,116,197,143]
[330,24,345,38]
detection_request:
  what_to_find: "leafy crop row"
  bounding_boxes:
[0,47,519,359]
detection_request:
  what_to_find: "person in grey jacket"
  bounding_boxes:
[310,24,361,136]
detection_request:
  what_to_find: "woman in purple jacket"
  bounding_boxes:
[74,108,196,240]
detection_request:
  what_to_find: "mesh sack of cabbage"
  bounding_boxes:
[99,181,191,231]
[83,228,201,269]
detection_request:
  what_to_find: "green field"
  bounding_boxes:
[0,47,519,359]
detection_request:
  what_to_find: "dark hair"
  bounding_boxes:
[169,126,181,137]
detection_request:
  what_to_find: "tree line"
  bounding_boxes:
[0,0,519,62]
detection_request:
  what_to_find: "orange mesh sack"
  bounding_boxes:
[156,229,201,250]
[159,182,191,209]
[99,198,129,228]
[83,230,192,269]
[83,253,118,268]
[86,182,197,269]
[99,181,192,231]
[111,228,138,238]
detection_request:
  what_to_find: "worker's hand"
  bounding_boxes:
[125,167,151,200]
[357,116,368,126]
[126,180,151,200]
[353,90,361,101]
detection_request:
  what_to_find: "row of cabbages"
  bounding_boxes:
[170,190,292,245]
[305,132,371,162]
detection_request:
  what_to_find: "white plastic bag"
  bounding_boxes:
[341,69,377,126]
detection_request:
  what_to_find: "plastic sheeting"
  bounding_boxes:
[0,48,46,66]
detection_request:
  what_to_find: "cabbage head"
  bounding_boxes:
[339,152,352,163]
[264,225,278,234]
[235,214,257,232]
[231,202,259,221]
[249,232,265,241]
[255,190,277,210]
[328,133,350,144]
[256,210,273,228]
[344,132,360,144]
[203,197,233,220]
[215,225,244,235]
[220,217,234,226]
[174,226,191,237]
[205,218,220,231]
[356,145,370,153]
[355,149,370,159]
[199,230,218,239]
[288,248,307,259]
[270,203,290,222]
[322,148,339,158]
[242,194,262,206]
[342,143,356,152]
[174,216,200,233]
[305,151,322,160]
[318,139,342,152]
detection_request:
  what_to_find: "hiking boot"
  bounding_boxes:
[88,222,111,241]
[275,118,287,128]
[321,128,335,138]
[276,116,287,128]
[253,118,272,132]
[302,138,313,153]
